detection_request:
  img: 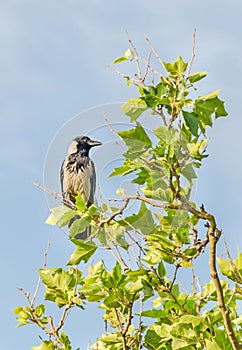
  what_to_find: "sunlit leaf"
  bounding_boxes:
[45,206,75,226]
[162,56,188,77]
[182,111,199,136]
[69,217,90,238]
[188,71,207,83]
[217,250,242,283]
[121,98,148,121]
[196,89,220,100]
[32,342,57,350]
[125,201,155,235]
[68,241,97,265]
[205,329,233,350]
[157,261,166,278]
[112,49,133,64]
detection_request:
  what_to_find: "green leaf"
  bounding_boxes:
[125,201,155,235]
[217,250,242,283]
[60,331,72,350]
[32,341,57,350]
[57,211,78,228]
[188,71,207,83]
[109,162,134,177]
[118,124,152,148]
[113,56,129,64]
[13,306,24,315]
[181,163,197,184]
[118,123,152,159]
[143,248,162,265]
[142,187,173,202]
[38,268,63,289]
[112,49,133,64]
[142,278,154,300]
[182,111,199,137]
[35,304,45,318]
[183,248,197,257]
[197,89,220,100]
[68,240,97,265]
[142,95,170,109]
[144,329,163,350]
[187,139,208,161]
[195,96,227,130]
[69,217,90,238]
[125,279,143,293]
[111,224,129,250]
[75,194,88,211]
[121,98,148,121]
[125,76,131,87]
[45,206,76,226]
[205,329,233,350]
[142,309,165,318]
[162,56,188,78]
[158,261,167,278]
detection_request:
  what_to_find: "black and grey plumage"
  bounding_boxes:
[60,135,102,239]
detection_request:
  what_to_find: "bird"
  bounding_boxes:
[60,135,102,239]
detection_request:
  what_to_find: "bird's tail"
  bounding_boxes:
[68,215,91,240]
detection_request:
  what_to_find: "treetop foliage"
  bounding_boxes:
[13,33,242,350]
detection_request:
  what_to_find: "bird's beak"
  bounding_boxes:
[87,139,102,147]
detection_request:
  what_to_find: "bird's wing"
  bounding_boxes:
[60,159,65,194]
[78,158,96,206]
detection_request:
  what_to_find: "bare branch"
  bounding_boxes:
[108,64,140,85]
[126,31,142,81]
[31,239,51,309]
[103,113,126,149]
[144,34,164,67]
[55,304,73,334]
[187,28,196,77]
[141,51,152,83]
[170,264,180,291]
[33,182,76,210]
[155,104,167,126]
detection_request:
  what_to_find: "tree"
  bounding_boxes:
[13,32,242,350]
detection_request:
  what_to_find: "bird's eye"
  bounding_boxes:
[82,137,89,143]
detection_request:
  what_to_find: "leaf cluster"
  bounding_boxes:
[14,39,242,350]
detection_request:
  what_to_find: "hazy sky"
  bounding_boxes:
[1,1,242,349]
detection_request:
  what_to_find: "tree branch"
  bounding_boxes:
[126,31,143,82]
[31,239,50,309]
[33,182,76,210]
[187,28,196,77]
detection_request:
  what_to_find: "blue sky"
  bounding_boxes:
[1,1,242,349]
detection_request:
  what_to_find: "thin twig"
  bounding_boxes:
[170,264,180,291]
[141,51,152,84]
[103,113,126,149]
[138,291,143,350]
[112,241,129,271]
[126,31,142,81]
[31,239,51,308]
[191,267,196,295]
[108,64,140,85]
[144,34,164,67]
[187,28,196,77]
[33,182,76,210]
[48,316,63,345]
[155,104,167,126]
[56,303,73,334]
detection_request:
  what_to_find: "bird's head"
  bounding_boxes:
[68,135,102,155]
